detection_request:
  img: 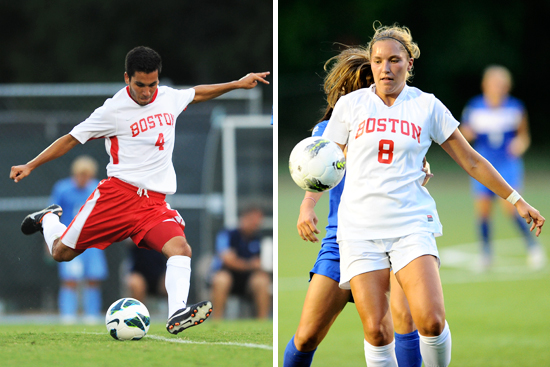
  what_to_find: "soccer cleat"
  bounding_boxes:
[166,300,213,335]
[21,204,63,235]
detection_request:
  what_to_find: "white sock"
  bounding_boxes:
[42,213,67,255]
[165,255,191,318]
[363,339,398,367]
[419,320,452,367]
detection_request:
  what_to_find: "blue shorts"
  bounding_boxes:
[59,248,108,281]
[472,157,523,197]
[309,237,341,283]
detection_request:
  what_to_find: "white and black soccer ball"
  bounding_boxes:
[289,136,346,192]
[105,298,150,341]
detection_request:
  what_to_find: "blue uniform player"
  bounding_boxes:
[461,65,546,270]
[50,156,108,324]
[283,48,429,367]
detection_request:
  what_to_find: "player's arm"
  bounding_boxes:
[509,111,531,157]
[10,134,80,183]
[441,128,545,236]
[297,191,324,242]
[191,72,270,104]
[220,249,260,271]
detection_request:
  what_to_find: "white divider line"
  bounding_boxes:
[79,332,272,350]
[145,334,273,350]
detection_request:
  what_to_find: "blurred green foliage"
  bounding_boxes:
[0,0,273,85]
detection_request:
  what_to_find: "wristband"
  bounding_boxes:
[302,197,317,206]
[506,190,522,205]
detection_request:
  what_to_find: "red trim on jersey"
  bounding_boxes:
[109,136,119,164]
[150,88,158,103]
[125,86,158,105]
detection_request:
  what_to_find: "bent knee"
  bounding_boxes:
[417,313,446,336]
[52,241,78,262]
[392,308,416,333]
[212,270,233,289]
[294,329,323,352]
[162,236,192,258]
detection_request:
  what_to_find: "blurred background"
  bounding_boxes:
[0,0,273,322]
[279,0,550,366]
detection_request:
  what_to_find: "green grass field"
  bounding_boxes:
[277,152,550,366]
[0,320,272,367]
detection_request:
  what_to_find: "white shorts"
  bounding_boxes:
[338,232,440,290]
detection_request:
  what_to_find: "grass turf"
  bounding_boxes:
[277,154,550,366]
[0,320,272,367]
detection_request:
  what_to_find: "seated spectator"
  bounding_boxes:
[210,207,271,319]
[127,246,167,304]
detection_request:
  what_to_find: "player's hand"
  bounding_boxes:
[508,136,528,157]
[238,72,270,89]
[515,199,545,237]
[249,257,262,271]
[297,201,320,242]
[421,156,434,186]
[10,164,32,183]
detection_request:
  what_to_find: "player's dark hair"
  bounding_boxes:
[125,46,162,79]
[318,46,373,123]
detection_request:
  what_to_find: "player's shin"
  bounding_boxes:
[42,213,67,255]
[165,255,192,317]
[364,339,398,367]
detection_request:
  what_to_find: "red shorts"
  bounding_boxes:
[60,177,185,253]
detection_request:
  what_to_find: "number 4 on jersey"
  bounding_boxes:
[155,133,165,151]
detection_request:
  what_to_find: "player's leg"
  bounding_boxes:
[140,220,211,334]
[248,270,271,319]
[58,259,82,324]
[475,194,494,269]
[350,269,398,367]
[340,239,397,366]
[82,249,108,324]
[283,274,350,367]
[395,255,451,367]
[390,271,422,367]
[20,204,80,262]
[210,269,233,319]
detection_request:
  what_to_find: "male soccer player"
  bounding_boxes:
[10,46,269,334]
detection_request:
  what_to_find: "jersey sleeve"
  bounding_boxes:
[322,98,350,145]
[69,101,117,144]
[430,97,460,145]
[174,88,195,115]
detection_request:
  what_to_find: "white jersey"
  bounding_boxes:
[323,84,459,241]
[70,85,195,195]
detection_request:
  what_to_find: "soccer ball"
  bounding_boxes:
[105,298,150,341]
[289,136,345,192]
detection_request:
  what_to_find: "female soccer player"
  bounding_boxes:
[322,24,545,367]
[283,47,428,367]
[461,65,546,270]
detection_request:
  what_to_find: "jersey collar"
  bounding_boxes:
[370,84,409,108]
[126,86,159,106]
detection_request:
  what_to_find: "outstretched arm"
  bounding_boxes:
[441,128,545,236]
[10,134,80,183]
[191,72,270,104]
